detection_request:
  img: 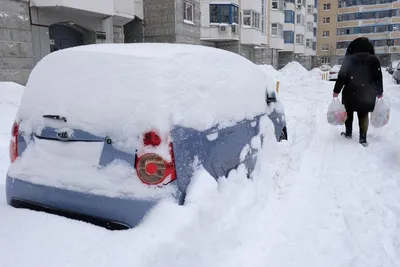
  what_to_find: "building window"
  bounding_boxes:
[272,0,284,11]
[261,0,266,34]
[313,41,316,50]
[321,57,330,64]
[337,41,349,49]
[284,10,295,23]
[359,26,374,34]
[210,4,239,24]
[377,10,391,19]
[322,30,329,37]
[360,12,375,20]
[243,10,251,26]
[295,34,304,44]
[376,25,389,33]
[306,39,313,48]
[183,2,194,23]
[284,31,294,43]
[323,17,330,24]
[322,44,329,51]
[253,12,260,29]
[271,23,283,36]
[314,13,317,22]
[297,14,305,25]
[337,27,357,35]
[243,10,261,29]
[313,27,317,37]
[323,3,330,10]
[307,22,313,31]
[307,5,313,14]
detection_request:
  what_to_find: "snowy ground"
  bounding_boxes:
[1,65,400,267]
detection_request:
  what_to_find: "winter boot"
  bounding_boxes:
[341,129,352,139]
[359,132,367,146]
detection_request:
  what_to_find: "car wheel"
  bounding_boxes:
[279,129,287,142]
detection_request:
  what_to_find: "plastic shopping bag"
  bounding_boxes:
[371,98,390,128]
[327,98,347,125]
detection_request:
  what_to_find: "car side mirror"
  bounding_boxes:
[266,90,277,104]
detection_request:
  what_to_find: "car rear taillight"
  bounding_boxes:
[144,131,161,146]
[330,72,336,74]
[136,136,176,185]
[9,121,18,163]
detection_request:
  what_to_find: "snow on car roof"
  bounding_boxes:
[18,43,270,142]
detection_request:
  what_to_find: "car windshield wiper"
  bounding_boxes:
[43,114,67,122]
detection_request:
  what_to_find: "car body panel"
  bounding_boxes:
[329,65,341,81]
[5,44,288,229]
[6,103,286,228]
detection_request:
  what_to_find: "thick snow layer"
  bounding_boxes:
[280,61,310,78]
[18,43,270,140]
[1,65,400,267]
[8,44,272,198]
[0,82,24,184]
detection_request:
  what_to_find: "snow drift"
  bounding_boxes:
[0,82,24,183]
[18,43,271,140]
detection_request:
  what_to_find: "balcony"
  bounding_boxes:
[30,0,138,25]
[270,36,284,49]
[271,10,285,23]
[241,27,266,45]
[201,24,240,42]
[294,44,305,54]
[283,43,295,51]
[360,3,391,11]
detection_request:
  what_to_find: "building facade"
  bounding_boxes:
[279,0,318,69]
[1,0,318,85]
[317,0,400,66]
[0,0,143,84]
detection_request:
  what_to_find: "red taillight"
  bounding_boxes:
[9,121,18,163]
[136,143,176,185]
[144,131,161,146]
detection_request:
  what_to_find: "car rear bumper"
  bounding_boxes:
[329,74,338,80]
[5,175,163,229]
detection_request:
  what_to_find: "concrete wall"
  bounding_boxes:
[254,47,277,66]
[124,19,144,43]
[175,0,201,44]
[0,0,33,84]
[278,51,294,69]
[298,55,312,70]
[216,41,240,54]
[113,25,124,43]
[143,0,177,42]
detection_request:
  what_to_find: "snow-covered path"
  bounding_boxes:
[0,65,400,267]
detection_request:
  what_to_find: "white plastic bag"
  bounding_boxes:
[327,98,347,125]
[371,98,390,128]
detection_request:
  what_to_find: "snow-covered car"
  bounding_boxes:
[387,60,400,74]
[329,65,341,81]
[392,62,400,84]
[5,43,287,230]
[320,64,331,72]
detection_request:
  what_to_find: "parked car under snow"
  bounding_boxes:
[5,43,288,229]
[329,65,341,81]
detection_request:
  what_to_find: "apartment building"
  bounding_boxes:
[0,0,142,84]
[279,0,318,69]
[317,0,338,65]
[1,0,318,85]
[317,0,400,66]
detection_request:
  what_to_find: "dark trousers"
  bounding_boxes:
[345,110,369,135]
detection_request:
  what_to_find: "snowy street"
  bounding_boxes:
[1,63,400,267]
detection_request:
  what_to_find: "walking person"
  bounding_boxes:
[332,37,383,146]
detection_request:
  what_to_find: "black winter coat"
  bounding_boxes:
[333,52,383,112]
